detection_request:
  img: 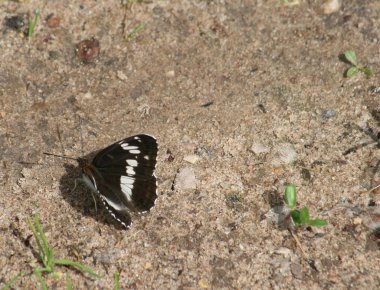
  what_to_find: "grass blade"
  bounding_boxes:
[27,215,47,267]
[2,272,24,290]
[34,215,53,269]
[54,259,100,278]
[34,270,48,290]
[28,8,41,39]
[114,270,120,290]
[126,23,144,41]
[66,273,72,290]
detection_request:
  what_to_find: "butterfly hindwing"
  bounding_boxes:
[98,194,132,228]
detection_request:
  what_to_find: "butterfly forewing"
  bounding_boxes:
[87,134,158,227]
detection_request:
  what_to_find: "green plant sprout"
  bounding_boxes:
[28,8,40,39]
[126,23,144,41]
[114,270,120,290]
[284,184,328,227]
[343,50,373,77]
[27,214,99,289]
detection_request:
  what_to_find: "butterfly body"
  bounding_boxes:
[77,134,158,229]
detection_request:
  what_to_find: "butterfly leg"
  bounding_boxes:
[70,178,79,194]
[71,178,98,213]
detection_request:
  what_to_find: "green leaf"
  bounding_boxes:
[346,66,358,77]
[309,219,328,227]
[290,209,301,225]
[361,67,373,77]
[344,50,357,66]
[54,259,100,278]
[299,207,310,224]
[284,184,297,209]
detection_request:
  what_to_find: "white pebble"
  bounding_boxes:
[174,167,197,190]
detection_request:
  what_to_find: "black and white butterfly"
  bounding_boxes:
[45,134,158,229]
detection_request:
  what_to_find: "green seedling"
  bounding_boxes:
[284,184,328,227]
[126,23,144,41]
[28,8,40,39]
[343,50,372,77]
[114,270,120,290]
[27,214,99,289]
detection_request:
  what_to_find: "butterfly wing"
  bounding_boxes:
[90,134,158,227]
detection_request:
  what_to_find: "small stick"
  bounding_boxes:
[360,184,380,195]
[289,229,318,271]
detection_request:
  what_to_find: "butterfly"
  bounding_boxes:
[45,134,158,229]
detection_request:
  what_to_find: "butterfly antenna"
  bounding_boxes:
[79,118,85,157]
[56,123,65,155]
[43,152,78,161]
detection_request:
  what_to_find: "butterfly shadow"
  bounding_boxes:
[58,162,125,230]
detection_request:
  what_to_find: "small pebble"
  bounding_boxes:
[174,167,197,190]
[49,50,60,59]
[76,92,93,102]
[83,92,93,99]
[165,70,175,78]
[76,38,100,62]
[117,70,128,81]
[183,154,200,164]
[250,142,270,155]
[165,149,175,162]
[4,15,27,31]
[322,0,342,14]
[144,262,153,270]
[301,168,311,181]
[274,247,292,257]
[321,109,336,119]
[198,279,208,289]
[47,14,60,28]
[290,263,303,280]
[195,147,213,159]
[271,143,297,166]
[353,217,362,225]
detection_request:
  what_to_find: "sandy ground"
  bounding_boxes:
[1,0,380,289]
